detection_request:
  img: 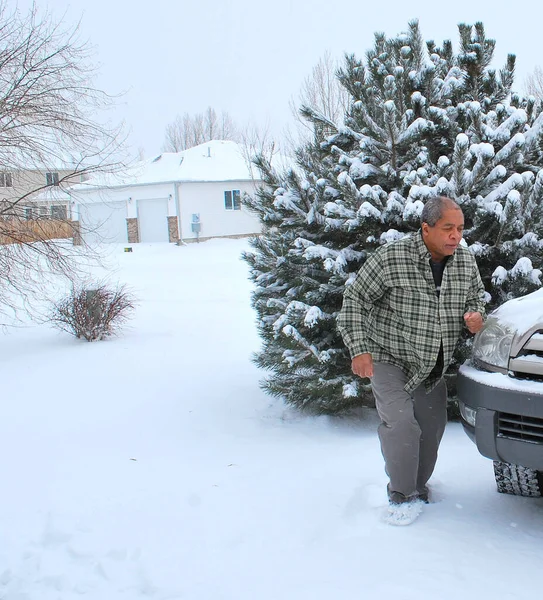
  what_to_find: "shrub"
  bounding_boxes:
[51,284,135,341]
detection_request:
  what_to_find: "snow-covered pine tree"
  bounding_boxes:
[243,21,543,414]
[242,145,366,413]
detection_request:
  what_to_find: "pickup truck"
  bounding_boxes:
[457,288,543,496]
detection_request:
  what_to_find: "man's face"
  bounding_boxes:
[421,207,464,261]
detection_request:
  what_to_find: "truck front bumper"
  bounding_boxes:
[457,365,543,470]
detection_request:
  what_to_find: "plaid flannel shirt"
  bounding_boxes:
[337,231,485,393]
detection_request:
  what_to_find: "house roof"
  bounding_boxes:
[70,140,267,191]
[29,187,72,203]
[151,140,254,183]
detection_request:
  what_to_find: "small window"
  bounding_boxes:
[233,190,241,210]
[224,190,232,210]
[51,205,67,220]
[0,172,13,187]
[224,189,241,211]
[46,172,60,186]
[39,206,48,218]
[24,207,34,220]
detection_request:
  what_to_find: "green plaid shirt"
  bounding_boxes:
[337,231,485,393]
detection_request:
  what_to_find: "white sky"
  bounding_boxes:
[19,0,543,157]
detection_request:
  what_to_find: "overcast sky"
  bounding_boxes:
[17,0,543,157]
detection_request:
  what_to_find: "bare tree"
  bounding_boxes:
[163,115,190,152]
[286,50,348,149]
[162,106,239,152]
[217,110,238,140]
[204,107,218,140]
[525,66,543,103]
[0,1,126,323]
[238,120,278,180]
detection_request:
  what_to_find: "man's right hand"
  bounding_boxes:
[352,353,374,378]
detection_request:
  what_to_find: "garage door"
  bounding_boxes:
[79,201,127,245]
[137,198,169,243]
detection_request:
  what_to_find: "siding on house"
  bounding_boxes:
[2,169,84,204]
[179,180,259,241]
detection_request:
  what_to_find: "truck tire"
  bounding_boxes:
[493,461,543,497]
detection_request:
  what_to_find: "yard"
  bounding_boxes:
[0,238,541,599]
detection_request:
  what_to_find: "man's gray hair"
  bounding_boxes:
[421,196,461,227]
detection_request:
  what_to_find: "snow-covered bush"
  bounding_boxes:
[51,284,135,341]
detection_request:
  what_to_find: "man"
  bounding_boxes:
[337,196,485,511]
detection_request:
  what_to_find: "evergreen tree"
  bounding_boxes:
[243,21,543,414]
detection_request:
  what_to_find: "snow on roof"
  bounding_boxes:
[71,140,267,190]
[30,187,72,203]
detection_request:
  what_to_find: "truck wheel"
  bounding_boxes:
[493,461,543,497]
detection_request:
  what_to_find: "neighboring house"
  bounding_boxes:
[67,140,272,245]
[0,166,83,220]
[30,187,73,220]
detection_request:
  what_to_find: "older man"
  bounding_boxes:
[338,196,485,513]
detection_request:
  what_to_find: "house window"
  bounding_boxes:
[39,206,48,218]
[24,207,34,220]
[46,172,60,186]
[0,172,13,187]
[51,205,67,220]
[224,189,241,210]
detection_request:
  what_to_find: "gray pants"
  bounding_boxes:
[371,362,448,497]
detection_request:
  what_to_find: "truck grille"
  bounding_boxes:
[498,412,543,444]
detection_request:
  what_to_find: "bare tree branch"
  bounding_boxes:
[162,105,240,151]
[238,120,278,180]
[525,65,543,104]
[0,1,127,323]
[286,50,348,150]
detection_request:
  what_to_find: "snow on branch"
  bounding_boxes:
[481,164,506,190]
[357,201,382,219]
[397,117,431,145]
[493,132,525,164]
[301,244,339,261]
[273,189,309,219]
[323,202,356,219]
[349,158,382,180]
[352,101,388,140]
[337,171,360,198]
[380,229,406,244]
[493,258,542,287]
[500,189,521,224]
[403,200,424,221]
[483,172,524,204]
[523,111,543,152]
[490,108,527,143]
[464,142,495,190]
[281,325,321,361]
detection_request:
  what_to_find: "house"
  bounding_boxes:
[65,140,271,245]
[1,165,83,220]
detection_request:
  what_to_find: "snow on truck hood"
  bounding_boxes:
[490,288,543,336]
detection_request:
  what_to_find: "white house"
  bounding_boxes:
[67,140,269,245]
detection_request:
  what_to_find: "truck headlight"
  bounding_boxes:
[459,402,477,427]
[472,317,514,370]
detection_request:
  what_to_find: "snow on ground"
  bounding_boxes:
[1,238,542,599]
